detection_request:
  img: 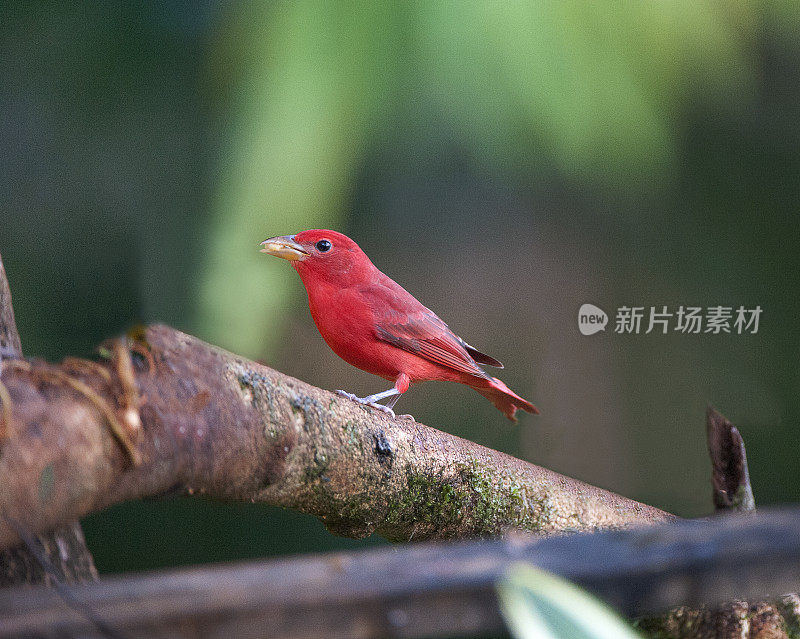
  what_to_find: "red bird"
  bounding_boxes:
[260,230,538,421]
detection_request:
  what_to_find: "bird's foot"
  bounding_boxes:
[367,402,396,418]
[335,390,403,419]
[397,414,415,421]
[335,390,360,402]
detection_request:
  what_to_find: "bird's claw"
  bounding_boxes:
[336,390,407,420]
[398,414,415,421]
[335,390,359,402]
[367,402,396,418]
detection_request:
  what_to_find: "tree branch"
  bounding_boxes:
[3,507,800,638]
[0,324,672,550]
[0,253,97,586]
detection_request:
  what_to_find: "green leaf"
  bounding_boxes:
[497,563,643,639]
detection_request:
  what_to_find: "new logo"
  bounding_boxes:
[578,304,608,336]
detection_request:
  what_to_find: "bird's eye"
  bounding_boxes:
[316,239,332,252]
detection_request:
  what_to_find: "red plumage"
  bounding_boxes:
[260,229,538,421]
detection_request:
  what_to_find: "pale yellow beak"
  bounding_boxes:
[259,235,309,262]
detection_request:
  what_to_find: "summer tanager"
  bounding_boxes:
[260,230,538,421]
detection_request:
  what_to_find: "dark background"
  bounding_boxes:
[2,1,798,574]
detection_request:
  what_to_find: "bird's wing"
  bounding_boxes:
[361,280,494,379]
[461,341,504,368]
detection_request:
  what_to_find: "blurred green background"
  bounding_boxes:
[2,1,798,574]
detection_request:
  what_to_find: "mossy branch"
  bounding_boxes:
[0,324,672,550]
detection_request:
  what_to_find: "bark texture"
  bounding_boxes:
[0,324,672,550]
[0,253,97,586]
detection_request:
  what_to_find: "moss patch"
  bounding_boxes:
[382,459,548,540]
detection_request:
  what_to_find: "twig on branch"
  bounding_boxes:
[0,253,21,445]
[706,405,755,513]
[0,378,12,444]
[0,253,98,587]
[638,407,780,639]
[0,257,21,362]
[0,323,673,550]
[2,507,800,639]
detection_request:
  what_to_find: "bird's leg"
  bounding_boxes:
[336,373,414,420]
[363,388,401,404]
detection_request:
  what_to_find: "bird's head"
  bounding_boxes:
[259,229,374,286]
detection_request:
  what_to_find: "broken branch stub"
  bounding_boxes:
[706,406,756,513]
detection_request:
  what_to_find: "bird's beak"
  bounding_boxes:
[259,235,309,262]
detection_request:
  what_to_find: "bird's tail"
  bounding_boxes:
[473,377,539,422]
